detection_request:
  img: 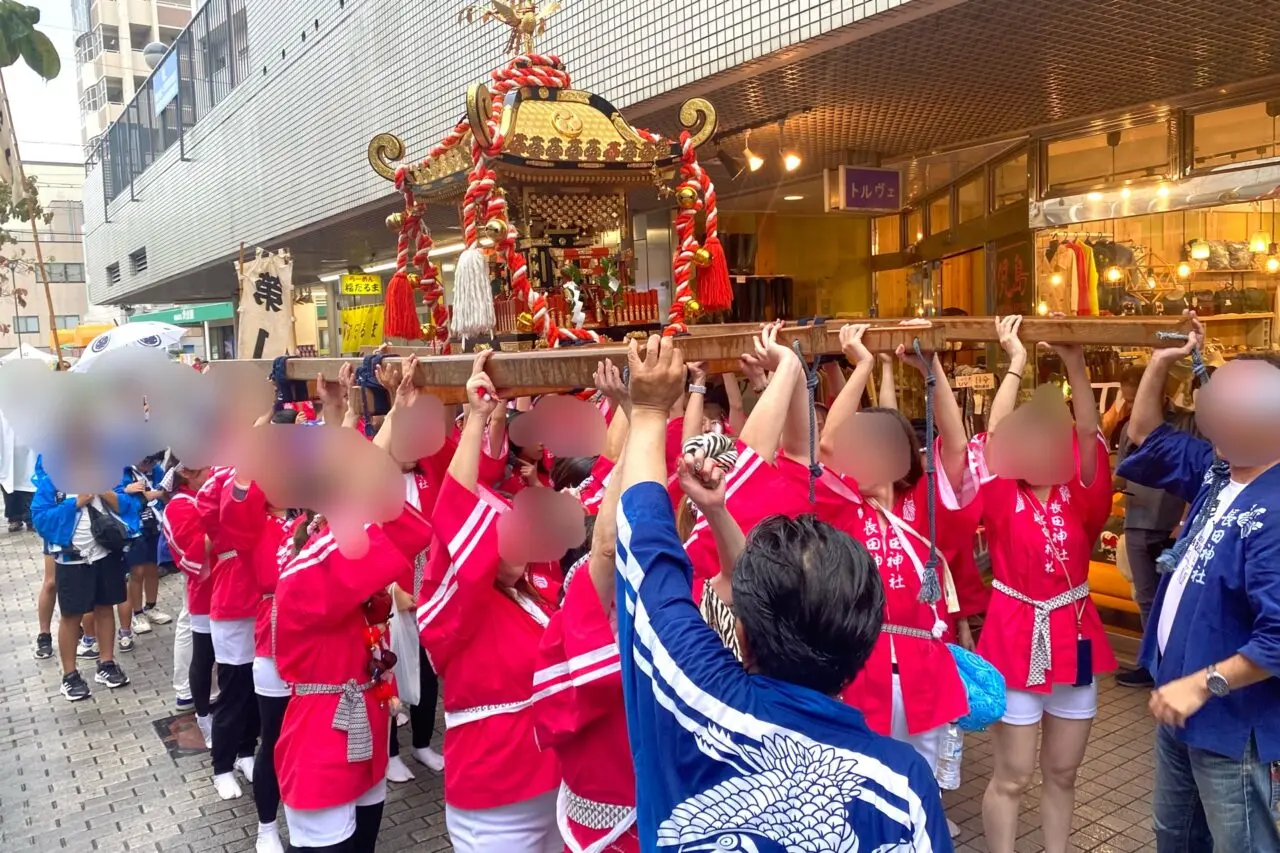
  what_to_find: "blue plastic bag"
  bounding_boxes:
[949,643,1006,732]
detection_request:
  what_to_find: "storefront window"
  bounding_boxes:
[1045,122,1170,194]
[957,176,985,223]
[1191,101,1280,171]
[906,209,923,245]
[873,215,901,255]
[928,194,950,235]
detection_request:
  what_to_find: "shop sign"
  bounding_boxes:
[954,372,996,390]
[340,274,383,296]
[235,250,296,360]
[827,166,901,212]
[340,304,385,353]
[992,231,1034,316]
[152,51,180,116]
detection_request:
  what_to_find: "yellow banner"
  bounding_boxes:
[340,304,384,353]
[340,274,383,296]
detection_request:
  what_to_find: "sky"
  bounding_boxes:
[5,1,86,165]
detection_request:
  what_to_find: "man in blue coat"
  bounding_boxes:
[1119,317,1280,853]
[30,455,141,701]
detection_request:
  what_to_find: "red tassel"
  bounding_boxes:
[383,272,423,340]
[699,236,734,312]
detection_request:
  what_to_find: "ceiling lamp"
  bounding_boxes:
[1036,300,1050,316]
[1190,240,1211,260]
[1105,265,1123,283]
[1268,256,1280,274]
[1049,272,1063,286]
[1251,231,1271,253]
[743,129,763,172]
[1177,261,1193,278]
[780,118,801,172]
[1146,268,1158,288]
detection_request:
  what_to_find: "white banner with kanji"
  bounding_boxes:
[236,249,296,359]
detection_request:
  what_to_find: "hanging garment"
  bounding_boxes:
[1047,244,1078,315]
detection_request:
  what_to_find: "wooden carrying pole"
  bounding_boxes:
[212,323,947,405]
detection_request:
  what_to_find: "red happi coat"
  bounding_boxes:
[533,567,638,853]
[273,506,432,809]
[417,475,561,811]
[160,487,212,617]
[682,442,820,605]
[218,482,303,658]
[774,455,970,736]
[578,456,616,516]
[971,432,1118,692]
[196,467,258,621]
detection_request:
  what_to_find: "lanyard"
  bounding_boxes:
[1020,485,1086,632]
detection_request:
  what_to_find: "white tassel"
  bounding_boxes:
[564,283,586,328]
[452,248,495,339]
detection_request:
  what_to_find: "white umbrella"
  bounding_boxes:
[71,322,186,373]
[0,342,57,363]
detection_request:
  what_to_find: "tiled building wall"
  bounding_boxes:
[84,0,928,303]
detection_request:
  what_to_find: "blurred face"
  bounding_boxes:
[1195,360,1280,467]
[986,392,1077,487]
[822,410,912,491]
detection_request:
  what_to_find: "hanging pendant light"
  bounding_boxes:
[1268,255,1280,274]
[742,129,763,172]
[1105,265,1123,283]
[1250,231,1270,253]
[1189,240,1211,260]
[780,118,802,172]
[1177,261,1193,278]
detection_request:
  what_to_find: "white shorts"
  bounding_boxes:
[446,790,562,853]
[890,674,945,775]
[284,779,385,848]
[209,617,255,665]
[1003,682,1098,726]
[252,656,291,698]
[189,613,211,633]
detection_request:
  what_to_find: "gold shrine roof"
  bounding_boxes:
[369,87,716,196]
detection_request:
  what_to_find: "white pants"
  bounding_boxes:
[172,598,191,700]
[890,674,945,775]
[1003,682,1098,726]
[285,779,386,848]
[446,790,562,853]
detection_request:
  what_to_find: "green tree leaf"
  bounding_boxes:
[15,29,58,80]
[0,25,15,68]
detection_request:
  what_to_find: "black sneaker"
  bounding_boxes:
[94,661,131,689]
[1116,667,1155,689]
[33,633,53,660]
[61,671,91,702]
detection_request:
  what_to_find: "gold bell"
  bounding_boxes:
[515,311,534,333]
[481,218,508,248]
[685,299,701,317]
[385,211,404,232]
[675,186,699,210]
[692,247,712,267]
[406,273,420,287]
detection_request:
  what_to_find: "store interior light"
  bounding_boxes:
[743,129,763,172]
[1157,184,1171,197]
[783,195,805,201]
[783,151,802,172]
[1177,261,1193,279]
[1049,272,1064,286]
[317,241,466,282]
[1120,187,1131,199]
[1267,256,1280,274]
[1250,231,1271,253]
[1146,268,1158,288]
[1105,265,1123,283]
[1190,240,1211,260]
[1087,191,1104,202]
[1036,301,1050,316]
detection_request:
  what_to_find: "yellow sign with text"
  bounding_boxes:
[339,304,384,353]
[340,274,383,296]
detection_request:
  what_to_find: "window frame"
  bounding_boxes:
[14,315,39,334]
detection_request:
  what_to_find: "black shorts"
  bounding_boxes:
[125,531,160,568]
[55,552,129,616]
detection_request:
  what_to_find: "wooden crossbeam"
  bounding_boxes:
[815,315,1196,348]
[210,323,947,405]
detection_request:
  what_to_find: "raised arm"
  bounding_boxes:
[620,336,685,492]
[682,362,708,446]
[1129,315,1203,447]
[447,351,499,492]
[679,454,742,605]
[317,363,354,429]
[987,315,1027,432]
[821,361,846,409]
[737,330,803,463]
[722,372,746,435]
[1052,342,1099,484]
[878,354,897,409]
[595,358,631,464]
[898,343,969,489]
[819,324,874,458]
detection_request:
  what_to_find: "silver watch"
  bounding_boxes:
[1206,666,1230,698]
[688,384,707,395]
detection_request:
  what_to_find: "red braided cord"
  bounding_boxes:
[664,131,702,336]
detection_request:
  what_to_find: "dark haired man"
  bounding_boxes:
[615,334,950,852]
[1119,317,1280,853]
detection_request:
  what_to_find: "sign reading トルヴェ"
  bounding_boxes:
[236,249,296,360]
[825,166,902,213]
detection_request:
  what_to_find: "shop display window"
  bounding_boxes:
[1045,122,1170,194]
[957,176,985,223]
[1190,100,1280,172]
[906,208,923,245]
[873,214,901,255]
[992,151,1028,209]
[928,193,951,236]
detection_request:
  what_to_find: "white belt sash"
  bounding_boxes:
[992,579,1091,686]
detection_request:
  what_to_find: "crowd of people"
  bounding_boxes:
[11,314,1280,853]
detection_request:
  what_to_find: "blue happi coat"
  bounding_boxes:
[616,481,951,853]
[1117,422,1280,762]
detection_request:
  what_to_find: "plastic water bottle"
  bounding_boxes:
[936,723,963,790]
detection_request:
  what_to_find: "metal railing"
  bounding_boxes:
[95,0,249,205]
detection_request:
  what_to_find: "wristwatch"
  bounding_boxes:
[688,384,707,395]
[1205,665,1230,698]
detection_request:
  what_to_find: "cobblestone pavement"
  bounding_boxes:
[0,527,1156,852]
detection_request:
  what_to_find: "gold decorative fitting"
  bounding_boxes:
[385,212,404,232]
[679,98,718,149]
[676,185,699,209]
[480,218,509,248]
[467,83,495,151]
[515,311,534,332]
[552,108,584,139]
[368,133,406,182]
[692,247,712,267]
[473,342,493,353]
[457,1,564,58]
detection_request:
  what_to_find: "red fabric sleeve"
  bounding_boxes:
[1075,432,1115,544]
[219,480,269,554]
[532,568,622,747]
[277,526,411,630]
[160,494,206,578]
[580,456,615,515]
[379,503,434,564]
[415,475,503,668]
